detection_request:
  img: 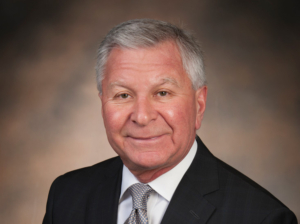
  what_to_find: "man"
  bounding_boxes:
[43,19,297,224]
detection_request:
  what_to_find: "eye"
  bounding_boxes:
[119,93,129,99]
[158,91,168,96]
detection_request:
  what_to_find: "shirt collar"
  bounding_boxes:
[119,140,198,202]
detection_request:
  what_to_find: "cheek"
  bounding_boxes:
[103,105,128,134]
[162,101,196,129]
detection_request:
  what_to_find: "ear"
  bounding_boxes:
[195,86,207,130]
[98,92,104,117]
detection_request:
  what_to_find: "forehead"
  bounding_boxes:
[103,41,190,85]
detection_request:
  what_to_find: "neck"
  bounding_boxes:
[125,147,192,183]
[131,164,178,183]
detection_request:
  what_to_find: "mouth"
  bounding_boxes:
[127,134,165,141]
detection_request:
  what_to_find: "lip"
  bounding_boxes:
[127,134,165,141]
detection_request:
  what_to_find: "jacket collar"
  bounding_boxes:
[161,136,219,224]
[187,136,219,196]
[85,157,123,224]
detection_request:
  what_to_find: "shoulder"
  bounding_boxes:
[216,157,285,207]
[43,157,123,223]
[50,156,122,193]
[193,136,297,223]
[212,155,297,223]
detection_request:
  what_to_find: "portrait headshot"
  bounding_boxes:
[42,19,297,223]
[0,1,299,224]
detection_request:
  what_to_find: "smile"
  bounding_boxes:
[127,134,165,142]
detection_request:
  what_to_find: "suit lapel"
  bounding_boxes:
[85,157,123,224]
[161,175,216,224]
[161,136,219,224]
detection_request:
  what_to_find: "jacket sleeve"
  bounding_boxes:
[42,177,60,224]
[261,207,298,224]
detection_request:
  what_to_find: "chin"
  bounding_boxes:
[129,153,169,171]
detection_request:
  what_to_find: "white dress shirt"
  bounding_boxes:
[117,140,197,224]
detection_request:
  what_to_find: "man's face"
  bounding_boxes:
[100,41,207,175]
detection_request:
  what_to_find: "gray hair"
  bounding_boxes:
[96,19,206,93]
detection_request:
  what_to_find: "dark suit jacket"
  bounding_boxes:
[43,136,297,224]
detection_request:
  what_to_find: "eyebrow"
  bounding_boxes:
[159,77,180,87]
[109,81,127,89]
[109,77,180,90]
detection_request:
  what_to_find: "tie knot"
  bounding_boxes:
[128,183,153,209]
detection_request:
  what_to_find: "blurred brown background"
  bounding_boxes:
[0,0,299,223]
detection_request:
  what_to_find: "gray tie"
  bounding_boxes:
[125,183,154,224]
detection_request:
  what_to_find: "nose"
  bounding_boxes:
[130,97,157,126]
